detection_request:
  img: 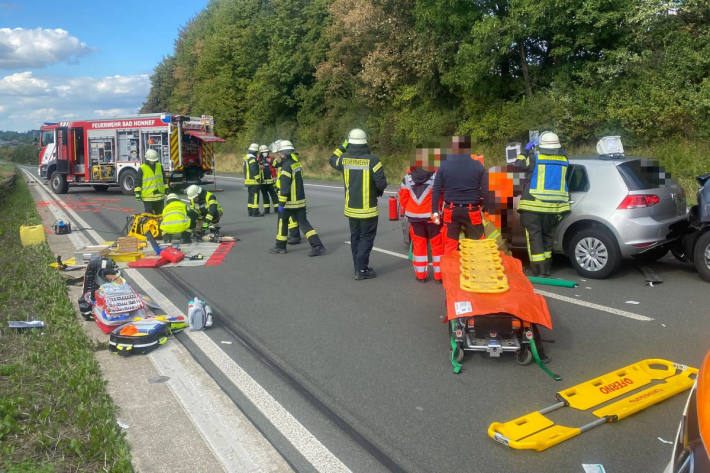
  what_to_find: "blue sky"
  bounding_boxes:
[0,0,209,131]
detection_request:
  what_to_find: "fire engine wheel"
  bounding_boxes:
[515,348,533,365]
[693,231,710,282]
[119,169,138,195]
[50,172,68,194]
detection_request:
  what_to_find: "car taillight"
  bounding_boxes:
[617,194,660,209]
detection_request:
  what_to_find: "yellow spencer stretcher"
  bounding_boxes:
[488,358,698,451]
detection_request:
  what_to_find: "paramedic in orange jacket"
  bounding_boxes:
[399,163,444,282]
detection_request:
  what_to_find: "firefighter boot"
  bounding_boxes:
[308,245,326,257]
[529,261,543,276]
[542,260,552,277]
[269,244,287,254]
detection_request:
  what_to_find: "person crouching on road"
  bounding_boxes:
[269,141,326,256]
[243,143,263,217]
[431,136,489,254]
[160,193,191,243]
[257,144,279,214]
[399,151,443,282]
[514,131,570,276]
[185,184,223,237]
[329,129,388,280]
[134,149,166,214]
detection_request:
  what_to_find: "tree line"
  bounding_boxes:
[140,0,709,153]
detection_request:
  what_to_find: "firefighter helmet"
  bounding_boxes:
[259,145,268,153]
[277,140,294,153]
[539,131,561,149]
[145,149,160,162]
[347,128,367,145]
[186,185,201,200]
[248,143,259,152]
[166,193,179,202]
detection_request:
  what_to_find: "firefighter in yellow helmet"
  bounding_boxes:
[186,184,223,237]
[134,149,166,214]
[243,143,263,217]
[160,193,191,243]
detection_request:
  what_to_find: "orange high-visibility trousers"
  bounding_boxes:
[410,222,444,280]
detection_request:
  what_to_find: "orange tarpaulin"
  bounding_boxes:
[442,251,552,329]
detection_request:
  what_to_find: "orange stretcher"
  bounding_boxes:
[441,244,556,375]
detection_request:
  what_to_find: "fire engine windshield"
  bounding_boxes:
[41,130,54,145]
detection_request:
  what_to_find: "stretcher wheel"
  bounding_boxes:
[454,345,465,363]
[515,348,533,365]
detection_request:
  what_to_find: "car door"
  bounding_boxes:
[554,163,590,249]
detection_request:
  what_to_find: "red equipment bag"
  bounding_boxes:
[127,257,167,268]
[159,247,185,264]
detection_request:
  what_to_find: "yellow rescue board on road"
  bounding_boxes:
[488,359,697,451]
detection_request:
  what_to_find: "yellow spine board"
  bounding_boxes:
[488,359,698,451]
[126,213,162,241]
[458,239,509,293]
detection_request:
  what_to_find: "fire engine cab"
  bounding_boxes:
[38,113,224,194]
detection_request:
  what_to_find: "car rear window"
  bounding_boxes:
[616,160,667,190]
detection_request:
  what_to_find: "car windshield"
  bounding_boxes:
[616,159,666,190]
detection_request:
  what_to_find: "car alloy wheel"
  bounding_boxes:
[574,236,609,272]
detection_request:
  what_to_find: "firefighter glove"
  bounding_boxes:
[277,204,284,214]
[135,193,142,201]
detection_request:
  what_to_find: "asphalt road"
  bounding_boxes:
[27,167,710,473]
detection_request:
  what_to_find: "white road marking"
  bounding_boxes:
[22,167,352,473]
[358,242,654,322]
[217,174,398,194]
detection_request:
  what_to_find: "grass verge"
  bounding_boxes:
[0,167,132,473]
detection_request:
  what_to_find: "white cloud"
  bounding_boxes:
[0,27,94,69]
[0,71,151,131]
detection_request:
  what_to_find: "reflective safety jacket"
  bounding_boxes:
[243,153,260,186]
[399,168,437,222]
[278,154,307,209]
[515,152,570,214]
[160,199,190,234]
[329,143,387,219]
[190,191,223,224]
[136,163,165,201]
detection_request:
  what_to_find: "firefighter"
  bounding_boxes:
[257,145,279,214]
[160,193,191,243]
[134,149,166,214]
[243,143,263,217]
[270,140,301,244]
[399,158,443,282]
[329,129,387,280]
[514,131,570,276]
[431,136,489,254]
[269,140,326,256]
[185,184,223,236]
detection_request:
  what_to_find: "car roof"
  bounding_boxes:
[568,156,652,167]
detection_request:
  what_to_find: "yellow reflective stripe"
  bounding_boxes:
[345,207,378,218]
[363,170,370,210]
[305,230,317,238]
[278,196,287,203]
[372,161,382,172]
[276,217,287,240]
[344,169,350,209]
[544,251,552,259]
[537,154,568,162]
[281,171,291,178]
[487,229,500,240]
[288,218,298,229]
[284,199,306,207]
[559,165,567,191]
[334,149,343,157]
[518,199,570,213]
[530,253,546,262]
[537,164,546,193]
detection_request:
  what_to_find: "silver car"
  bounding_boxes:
[508,156,687,278]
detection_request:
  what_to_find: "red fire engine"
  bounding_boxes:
[38,113,224,194]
